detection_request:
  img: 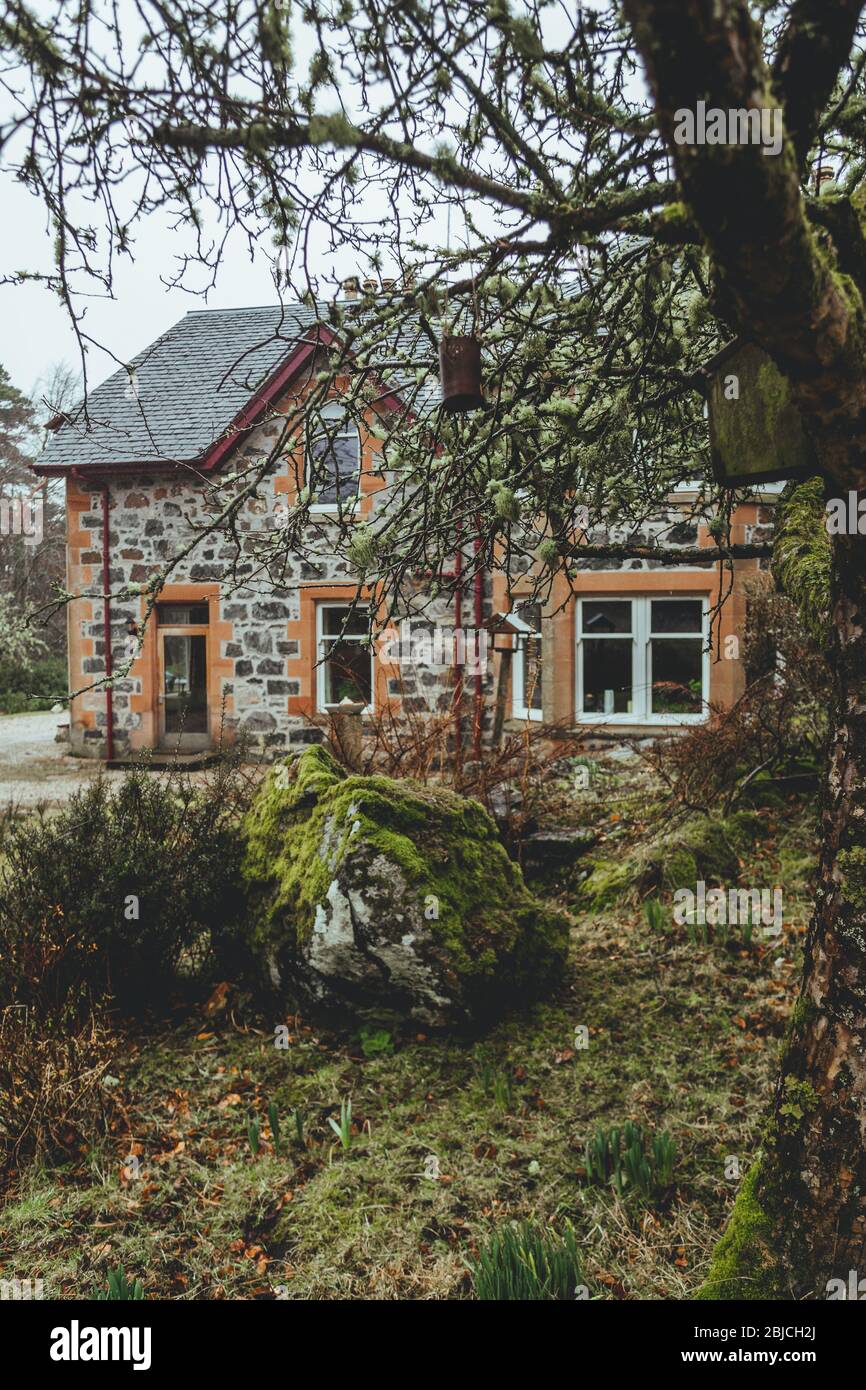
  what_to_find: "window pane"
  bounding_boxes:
[157,603,209,625]
[582,601,632,634]
[582,638,632,714]
[651,639,703,713]
[309,428,360,503]
[322,639,372,705]
[321,605,368,637]
[651,600,703,634]
[520,635,543,711]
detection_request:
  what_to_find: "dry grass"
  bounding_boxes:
[0,789,816,1299]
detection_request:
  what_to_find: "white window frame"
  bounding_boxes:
[512,606,543,722]
[316,601,374,713]
[307,402,362,514]
[576,595,710,726]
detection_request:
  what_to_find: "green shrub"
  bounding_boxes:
[357,1027,394,1058]
[471,1220,585,1300]
[0,654,67,712]
[583,1121,677,1204]
[94,1269,145,1301]
[0,765,249,1018]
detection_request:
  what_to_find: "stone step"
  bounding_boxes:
[105,749,223,772]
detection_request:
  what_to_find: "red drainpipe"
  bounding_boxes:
[101,481,115,761]
[473,519,484,763]
[453,520,464,776]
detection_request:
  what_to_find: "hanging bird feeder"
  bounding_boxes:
[702,338,816,487]
[439,334,484,413]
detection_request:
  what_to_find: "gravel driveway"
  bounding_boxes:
[0,710,125,808]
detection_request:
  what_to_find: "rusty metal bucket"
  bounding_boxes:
[439,335,483,412]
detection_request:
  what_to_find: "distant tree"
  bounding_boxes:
[0,591,45,667]
[0,364,67,656]
[0,364,35,490]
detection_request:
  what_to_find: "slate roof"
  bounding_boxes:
[36,300,435,471]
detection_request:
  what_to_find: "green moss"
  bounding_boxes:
[579,811,761,910]
[696,1159,787,1300]
[787,993,820,1043]
[778,1075,819,1132]
[240,746,569,1012]
[836,846,866,909]
[578,858,634,910]
[659,200,690,226]
[772,477,831,646]
[711,346,804,482]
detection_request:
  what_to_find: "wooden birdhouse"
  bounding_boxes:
[703,338,816,487]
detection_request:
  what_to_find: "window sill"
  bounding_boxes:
[576,711,708,726]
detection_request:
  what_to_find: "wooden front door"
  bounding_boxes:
[156,604,211,750]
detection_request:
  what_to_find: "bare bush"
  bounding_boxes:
[640,579,830,817]
[0,1008,121,1181]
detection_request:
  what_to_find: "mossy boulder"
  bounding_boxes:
[579,811,761,912]
[240,745,569,1027]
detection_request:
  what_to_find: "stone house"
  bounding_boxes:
[34,300,774,761]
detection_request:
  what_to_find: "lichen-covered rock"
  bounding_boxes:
[240,745,569,1026]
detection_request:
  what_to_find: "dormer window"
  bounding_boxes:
[307,402,361,511]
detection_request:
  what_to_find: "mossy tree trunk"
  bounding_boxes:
[749,533,866,1296]
[623,0,866,1296]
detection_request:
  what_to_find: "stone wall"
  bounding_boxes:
[65,405,495,759]
[64,402,772,760]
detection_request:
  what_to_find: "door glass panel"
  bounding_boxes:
[650,639,703,714]
[582,638,632,714]
[157,603,209,625]
[581,600,632,634]
[515,603,542,712]
[163,634,208,732]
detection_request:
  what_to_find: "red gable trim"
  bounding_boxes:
[196,332,323,473]
[34,320,418,477]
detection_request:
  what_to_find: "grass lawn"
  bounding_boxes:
[1,789,816,1300]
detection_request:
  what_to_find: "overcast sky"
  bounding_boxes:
[1,184,279,398]
[0,0,609,404]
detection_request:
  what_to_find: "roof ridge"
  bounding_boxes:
[184,301,347,314]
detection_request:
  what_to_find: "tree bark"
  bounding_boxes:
[776,530,866,1287]
[621,0,866,1299]
[702,527,866,1298]
[622,0,866,490]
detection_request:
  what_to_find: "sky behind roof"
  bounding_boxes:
[0,0,609,404]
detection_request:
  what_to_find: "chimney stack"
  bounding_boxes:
[342,276,360,301]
